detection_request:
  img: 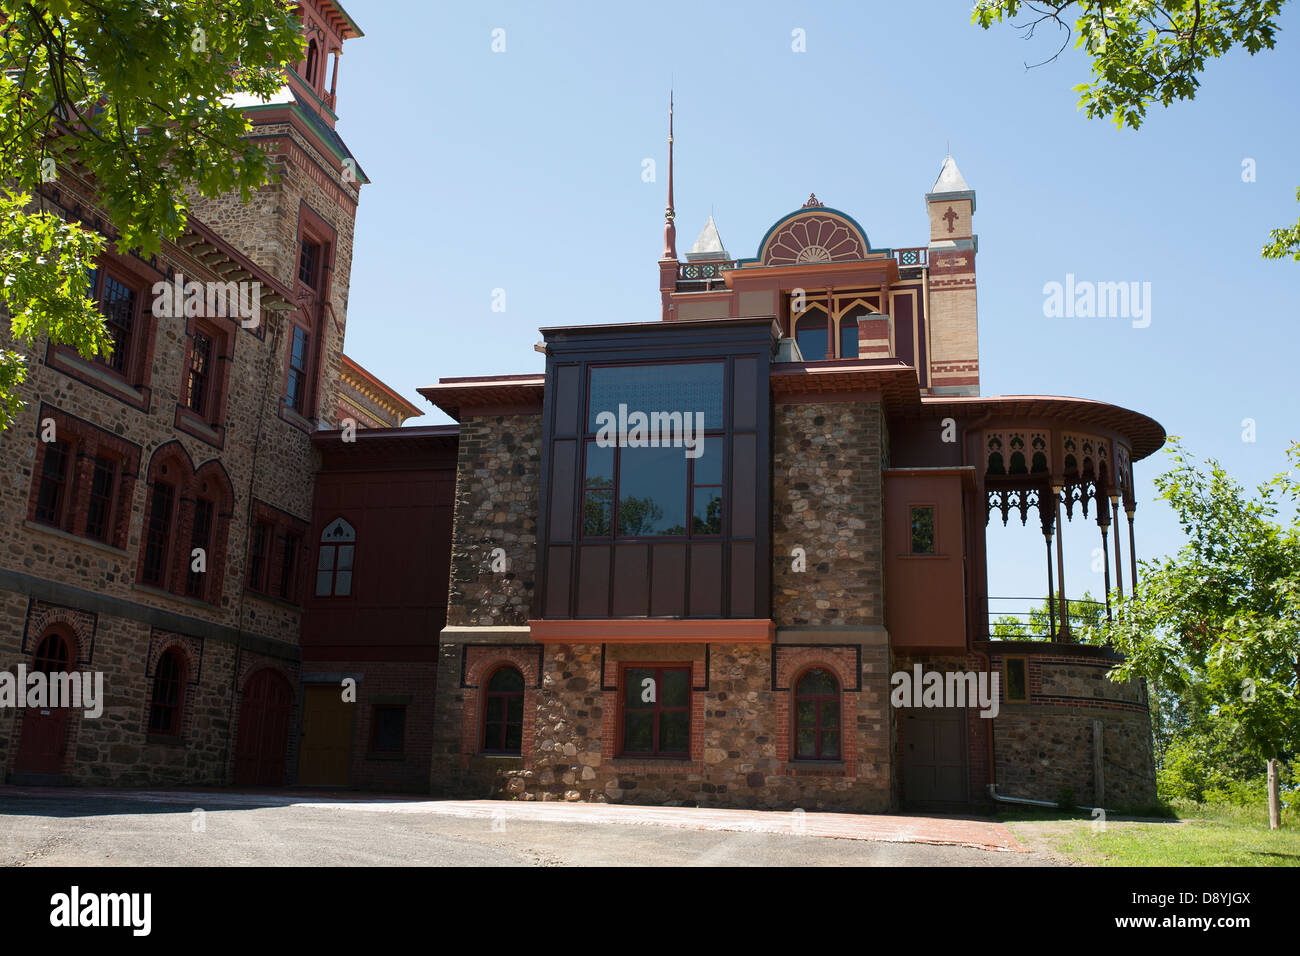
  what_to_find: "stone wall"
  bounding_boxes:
[990,644,1156,808]
[772,402,886,627]
[431,634,895,813]
[445,414,541,628]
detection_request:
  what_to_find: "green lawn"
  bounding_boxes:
[1000,800,1300,866]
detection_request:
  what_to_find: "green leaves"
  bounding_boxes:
[1101,440,1300,768]
[0,0,305,430]
[972,1,1293,263]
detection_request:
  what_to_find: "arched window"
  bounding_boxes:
[316,517,355,597]
[794,668,841,760]
[148,649,185,736]
[33,631,70,674]
[794,308,828,361]
[304,39,320,86]
[482,666,524,755]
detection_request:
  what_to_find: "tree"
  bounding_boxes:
[0,0,305,430]
[972,1,1300,261]
[1097,439,1300,828]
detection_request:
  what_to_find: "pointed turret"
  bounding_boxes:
[924,154,980,397]
[686,215,728,261]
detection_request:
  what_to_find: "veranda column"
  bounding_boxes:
[1109,493,1124,599]
[1098,492,1112,622]
[1053,482,1069,641]
[1126,504,1138,591]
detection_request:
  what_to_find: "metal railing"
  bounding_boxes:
[984,595,1107,641]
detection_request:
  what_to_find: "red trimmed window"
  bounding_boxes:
[84,456,116,541]
[621,665,690,757]
[33,439,72,527]
[315,517,355,598]
[141,481,175,587]
[481,666,524,755]
[286,326,311,413]
[185,498,215,600]
[247,503,309,604]
[794,668,841,761]
[28,407,140,549]
[92,268,140,374]
[184,330,213,416]
[148,649,185,736]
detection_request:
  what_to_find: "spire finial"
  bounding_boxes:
[661,90,677,260]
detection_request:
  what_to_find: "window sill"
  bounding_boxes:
[48,348,150,411]
[132,582,219,613]
[785,761,847,776]
[278,401,316,434]
[365,752,405,762]
[146,733,186,747]
[243,587,302,611]
[23,520,128,557]
[608,757,693,771]
[175,406,225,449]
[897,554,950,560]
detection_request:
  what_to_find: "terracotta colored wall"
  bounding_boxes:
[883,472,966,649]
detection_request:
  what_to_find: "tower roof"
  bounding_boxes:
[687,215,728,261]
[931,155,969,193]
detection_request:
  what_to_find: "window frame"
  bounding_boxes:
[480,665,525,756]
[369,705,406,755]
[1004,656,1029,703]
[792,667,843,762]
[618,663,692,759]
[315,516,356,599]
[33,438,73,530]
[580,360,727,542]
[185,497,216,600]
[141,479,177,588]
[909,504,937,555]
[147,648,186,737]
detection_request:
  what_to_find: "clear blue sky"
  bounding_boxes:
[333,0,1300,612]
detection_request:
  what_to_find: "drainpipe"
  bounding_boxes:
[987,783,1106,814]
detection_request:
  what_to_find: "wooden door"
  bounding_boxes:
[297,684,354,786]
[233,669,292,786]
[901,708,968,805]
[14,633,73,774]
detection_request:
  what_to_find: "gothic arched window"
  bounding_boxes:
[482,666,524,755]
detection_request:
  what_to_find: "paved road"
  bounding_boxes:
[0,789,1055,866]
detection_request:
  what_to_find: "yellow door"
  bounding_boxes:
[298,684,354,786]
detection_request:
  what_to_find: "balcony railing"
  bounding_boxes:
[892,247,927,269]
[984,595,1107,641]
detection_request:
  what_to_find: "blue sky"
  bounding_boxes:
[333,0,1299,612]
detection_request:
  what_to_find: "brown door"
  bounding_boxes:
[233,669,292,786]
[14,633,73,774]
[297,684,354,786]
[902,708,968,805]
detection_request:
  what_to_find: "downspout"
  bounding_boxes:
[988,783,1107,814]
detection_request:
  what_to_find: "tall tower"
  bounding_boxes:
[658,92,680,321]
[925,156,980,396]
[190,0,367,431]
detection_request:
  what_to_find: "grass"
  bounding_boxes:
[999,799,1300,866]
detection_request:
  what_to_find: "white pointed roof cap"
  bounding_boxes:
[932,155,969,192]
[686,215,729,261]
[926,154,976,211]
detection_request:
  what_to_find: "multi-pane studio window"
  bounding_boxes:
[278,532,300,600]
[482,666,524,755]
[582,363,725,539]
[148,649,185,736]
[794,668,841,761]
[34,440,70,527]
[247,522,270,591]
[622,666,690,758]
